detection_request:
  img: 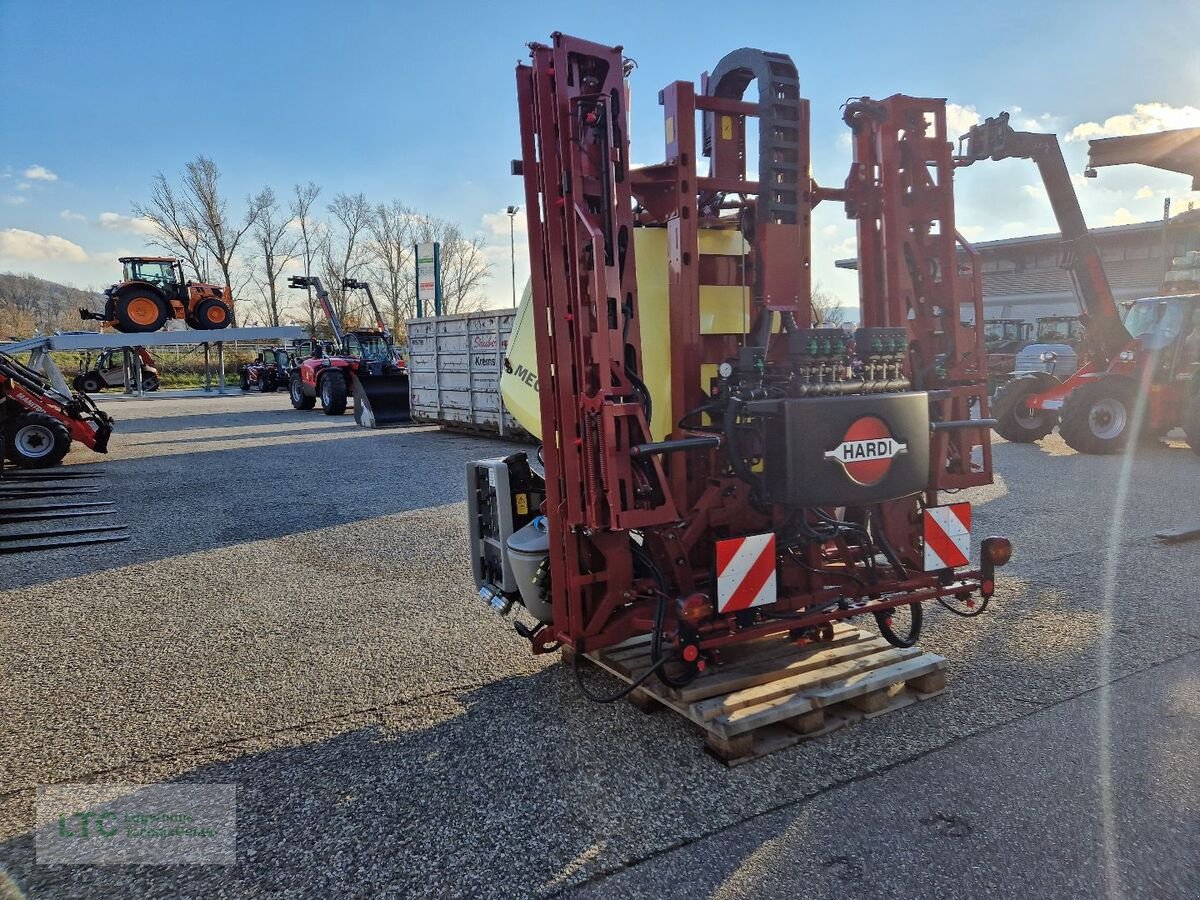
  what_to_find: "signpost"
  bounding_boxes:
[415,241,442,317]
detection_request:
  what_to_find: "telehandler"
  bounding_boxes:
[958,113,1200,453]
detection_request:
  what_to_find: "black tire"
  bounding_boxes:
[142,375,160,392]
[193,298,233,330]
[991,373,1058,443]
[290,373,316,410]
[320,370,348,415]
[240,370,251,392]
[1184,394,1200,457]
[1059,377,1138,455]
[876,602,923,648]
[75,373,105,394]
[4,412,71,469]
[113,287,169,333]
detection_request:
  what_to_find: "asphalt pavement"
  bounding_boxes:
[0,392,1196,898]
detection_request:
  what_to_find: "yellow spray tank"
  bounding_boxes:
[500,228,753,442]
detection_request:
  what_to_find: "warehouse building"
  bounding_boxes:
[836,208,1200,322]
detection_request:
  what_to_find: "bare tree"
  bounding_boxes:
[244,187,299,326]
[290,182,323,336]
[811,281,846,326]
[320,192,372,327]
[133,174,211,281]
[180,157,270,321]
[438,224,491,315]
[366,199,416,337]
[406,217,492,317]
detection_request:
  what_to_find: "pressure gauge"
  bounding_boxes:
[718,361,734,379]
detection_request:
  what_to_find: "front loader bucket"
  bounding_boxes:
[351,372,411,428]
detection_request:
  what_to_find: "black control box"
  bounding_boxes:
[761,392,930,506]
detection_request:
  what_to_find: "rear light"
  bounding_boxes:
[677,593,713,626]
[982,536,1012,567]
[979,537,1011,601]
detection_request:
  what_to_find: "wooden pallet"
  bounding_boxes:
[583,623,946,765]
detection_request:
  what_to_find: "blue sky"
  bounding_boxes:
[2,0,1198,312]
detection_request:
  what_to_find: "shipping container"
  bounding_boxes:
[405,311,530,438]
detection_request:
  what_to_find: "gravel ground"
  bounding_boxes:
[0,392,1196,898]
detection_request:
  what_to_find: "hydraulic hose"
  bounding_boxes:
[723,396,763,493]
[573,651,666,703]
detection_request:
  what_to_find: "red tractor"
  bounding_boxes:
[239,347,295,393]
[285,276,410,426]
[80,257,233,333]
[1,351,114,468]
[983,318,1032,384]
[958,114,1200,453]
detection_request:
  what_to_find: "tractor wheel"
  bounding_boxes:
[290,373,316,410]
[240,371,251,392]
[320,370,348,415]
[991,373,1058,443]
[142,375,160,392]
[3,412,71,469]
[1184,394,1200,457]
[193,298,232,330]
[75,373,105,394]
[113,288,169,333]
[1059,377,1139,455]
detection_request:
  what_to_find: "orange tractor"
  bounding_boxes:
[80,257,233,333]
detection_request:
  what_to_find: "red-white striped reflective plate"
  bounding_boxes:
[923,502,971,571]
[715,532,777,613]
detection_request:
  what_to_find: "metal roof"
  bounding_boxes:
[836,211,1200,269]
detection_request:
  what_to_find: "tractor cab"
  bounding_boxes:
[1117,295,1200,377]
[343,331,392,362]
[983,319,1031,353]
[120,258,187,301]
[1035,316,1082,347]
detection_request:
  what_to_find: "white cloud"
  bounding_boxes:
[22,164,58,182]
[1135,185,1156,199]
[0,228,88,262]
[1018,112,1057,133]
[958,224,986,240]
[1066,102,1200,142]
[98,211,158,237]
[3,196,28,206]
[1021,183,1046,201]
[821,224,840,237]
[481,208,527,239]
[945,103,981,137]
[59,209,87,221]
[1102,207,1141,226]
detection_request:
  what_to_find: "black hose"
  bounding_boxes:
[573,651,667,703]
[935,593,991,618]
[723,397,763,492]
[870,506,908,577]
[875,602,923,647]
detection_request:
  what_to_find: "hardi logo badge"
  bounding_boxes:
[824,416,907,485]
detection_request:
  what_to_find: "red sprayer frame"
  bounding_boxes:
[516,33,998,660]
